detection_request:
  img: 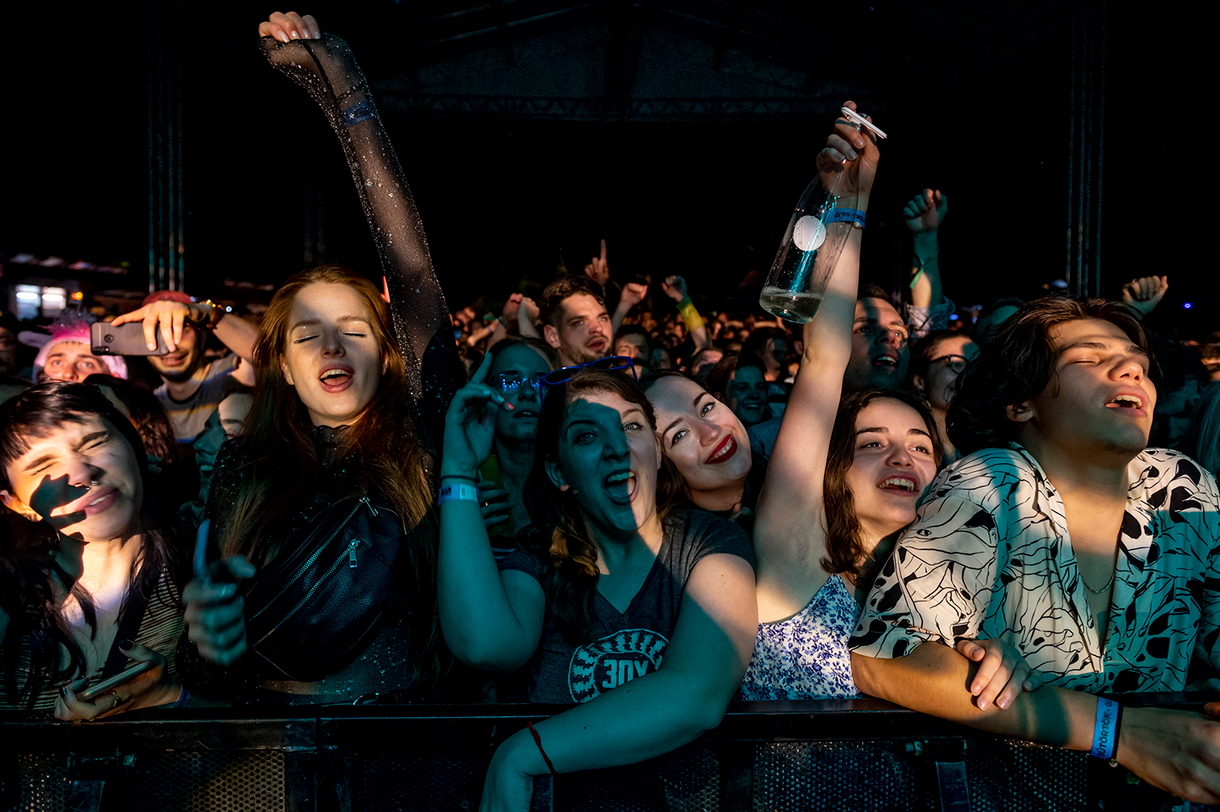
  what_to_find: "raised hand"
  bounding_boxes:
[112,300,212,353]
[661,276,689,302]
[1122,275,1169,316]
[182,556,257,666]
[955,638,1043,711]
[815,100,881,200]
[442,351,510,477]
[258,11,321,41]
[903,188,948,235]
[584,240,610,287]
[620,282,648,309]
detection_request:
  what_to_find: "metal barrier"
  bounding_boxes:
[1,695,1204,811]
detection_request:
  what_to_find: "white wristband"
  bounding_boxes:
[438,483,479,505]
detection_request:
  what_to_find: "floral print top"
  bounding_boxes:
[850,445,1220,693]
[741,573,863,700]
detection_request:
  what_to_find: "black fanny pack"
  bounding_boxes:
[243,494,405,681]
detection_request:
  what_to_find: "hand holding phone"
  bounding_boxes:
[78,660,155,701]
[91,321,170,357]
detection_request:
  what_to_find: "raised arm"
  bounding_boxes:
[752,101,877,619]
[661,275,712,351]
[111,299,257,363]
[258,12,462,445]
[480,550,757,811]
[904,188,946,311]
[437,352,544,669]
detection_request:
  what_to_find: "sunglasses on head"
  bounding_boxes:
[541,355,639,388]
[536,356,639,416]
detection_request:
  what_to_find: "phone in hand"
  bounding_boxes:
[77,660,155,701]
[91,321,170,357]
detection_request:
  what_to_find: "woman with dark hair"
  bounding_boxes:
[907,329,979,462]
[0,382,185,716]
[474,338,555,551]
[642,368,756,514]
[439,357,757,810]
[647,104,1030,705]
[83,373,198,512]
[705,353,775,429]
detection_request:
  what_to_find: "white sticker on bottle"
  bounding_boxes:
[792,215,827,252]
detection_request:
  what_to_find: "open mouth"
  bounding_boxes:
[873,354,899,369]
[588,338,607,352]
[319,366,354,393]
[1106,394,1144,410]
[706,435,738,464]
[159,353,188,366]
[79,487,118,515]
[878,475,918,493]
[605,470,638,503]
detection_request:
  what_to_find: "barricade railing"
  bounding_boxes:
[1,694,1207,811]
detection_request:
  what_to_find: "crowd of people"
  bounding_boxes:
[3,10,1220,810]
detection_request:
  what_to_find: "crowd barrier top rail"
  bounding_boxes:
[1,694,1212,811]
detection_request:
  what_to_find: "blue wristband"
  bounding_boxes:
[342,101,376,127]
[438,483,479,505]
[1090,697,1121,760]
[827,208,866,229]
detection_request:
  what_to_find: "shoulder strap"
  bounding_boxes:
[101,583,149,677]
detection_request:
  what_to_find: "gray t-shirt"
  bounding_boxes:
[499,509,755,704]
[155,354,244,444]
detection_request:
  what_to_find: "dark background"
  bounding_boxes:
[3,2,1213,334]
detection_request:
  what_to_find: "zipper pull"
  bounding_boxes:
[361,497,378,516]
[348,539,360,568]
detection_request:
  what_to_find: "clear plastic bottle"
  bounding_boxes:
[759,174,858,324]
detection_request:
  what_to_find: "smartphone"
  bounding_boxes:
[78,660,155,701]
[91,321,170,356]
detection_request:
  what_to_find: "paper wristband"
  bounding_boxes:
[438,483,479,505]
[1090,697,1121,760]
[827,208,866,228]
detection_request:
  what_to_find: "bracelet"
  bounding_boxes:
[527,721,559,776]
[173,687,192,709]
[342,101,376,127]
[437,483,479,505]
[827,208,866,229]
[195,299,228,330]
[1090,697,1122,760]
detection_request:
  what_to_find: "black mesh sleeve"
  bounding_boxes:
[259,33,462,446]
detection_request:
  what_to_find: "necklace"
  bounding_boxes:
[1080,545,1120,594]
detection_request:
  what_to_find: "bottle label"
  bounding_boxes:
[792,215,827,252]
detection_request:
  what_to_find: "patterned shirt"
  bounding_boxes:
[740,573,863,700]
[850,445,1220,693]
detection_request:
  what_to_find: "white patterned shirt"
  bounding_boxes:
[850,445,1220,693]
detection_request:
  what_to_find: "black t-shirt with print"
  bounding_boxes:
[498,509,755,704]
